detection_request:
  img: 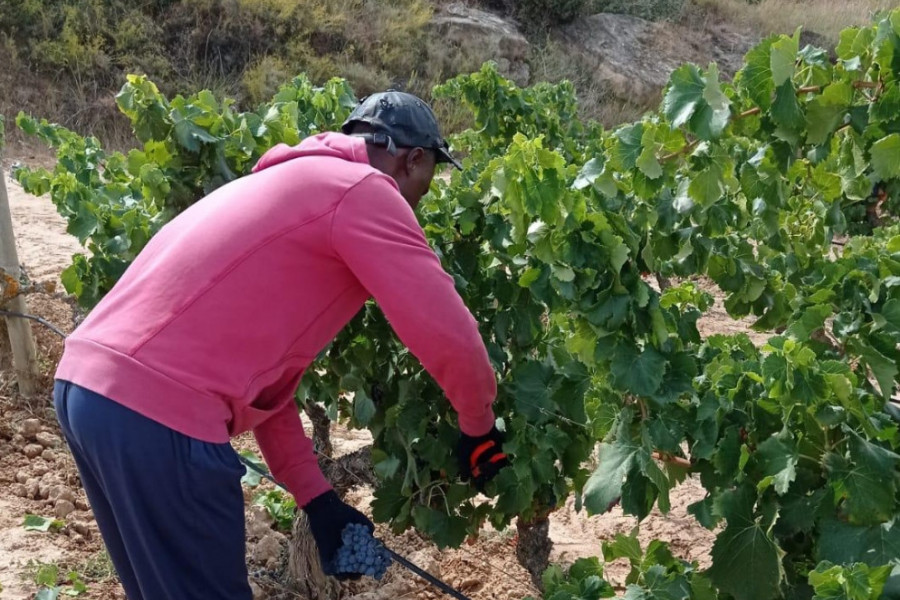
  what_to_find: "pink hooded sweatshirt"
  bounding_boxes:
[55,132,498,506]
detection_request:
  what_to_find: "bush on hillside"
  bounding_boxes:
[479,0,587,28]
[587,0,685,21]
[0,0,433,141]
[520,0,586,25]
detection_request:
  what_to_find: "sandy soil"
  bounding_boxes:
[0,163,718,600]
[4,171,83,288]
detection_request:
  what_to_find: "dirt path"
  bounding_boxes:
[4,168,83,287]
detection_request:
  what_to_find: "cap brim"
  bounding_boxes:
[436,147,463,171]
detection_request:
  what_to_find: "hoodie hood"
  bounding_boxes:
[252,132,370,173]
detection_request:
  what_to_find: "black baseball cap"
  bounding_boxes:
[341,90,462,170]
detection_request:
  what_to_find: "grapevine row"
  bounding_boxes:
[11,9,900,599]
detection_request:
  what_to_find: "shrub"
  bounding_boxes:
[0,0,434,141]
[514,0,587,27]
[587,0,685,21]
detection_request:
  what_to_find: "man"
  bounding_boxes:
[52,91,509,600]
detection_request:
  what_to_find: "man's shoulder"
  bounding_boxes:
[339,167,402,201]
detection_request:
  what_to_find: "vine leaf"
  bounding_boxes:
[611,345,667,397]
[583,440,640,515]
[756,430,798,495]
[870,134,900,180]
[824,432,900,525]
[706,486,784,600]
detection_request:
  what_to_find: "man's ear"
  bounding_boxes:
[404,147,428,174]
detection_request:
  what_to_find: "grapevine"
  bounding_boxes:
[12,8,900,599]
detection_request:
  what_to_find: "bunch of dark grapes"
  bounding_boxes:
[332,523,392,579]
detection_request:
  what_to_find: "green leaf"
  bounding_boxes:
[644,565,691,600]
[371,484,409,524]
[353,391,376,426]
[493,463,537,516]
[615,124,644,170]
[68,202,99,243]
[880,299,900,330]
[870,83,900,125]
[172,119,219,153]
[817,517,900,567]
[689,496,718,529]
[837,26,875,63]
[770,34,799,86]
[23,515,63,532]
[690,575,718,600]
[694,62,732,140]
[809,562,892,600]
[771,80,803,133]
[706,486,784,600]
[518,267,542,288]
[688,166,725,207]
[16,111,39,136]
[611,346,667,397]
[602,532,643,565]
[740,38,776,109]
[34,563,59,587]
[780,489,828,534]
[663,64,731,140]
[606,233,631,274]
[870,134,900,180]
[513,361,555,420]
[371,450,401,480]
[238,451,265,487]
[573,157,603,190]
[824,433,899,525]
[857,342,897,400]
[806,82,853,145]
[552,265,576,283]
[664,64,706,129]
[569,555,606,580]
[411,505,468,548]
[60,263,84,297]
[35,588,60,600]
[639,452,671,513]
[636,144,663,180]
[756,430,798,495]
[584,441,639,515]
[785,304,832,340]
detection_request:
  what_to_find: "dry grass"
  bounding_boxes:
[692,0,897,45]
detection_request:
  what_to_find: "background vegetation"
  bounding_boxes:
[0,0,896,148]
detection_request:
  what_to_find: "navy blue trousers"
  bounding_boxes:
[53,380,252,600]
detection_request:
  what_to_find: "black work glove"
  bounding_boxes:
[457,425,510,490]
[304,490,374,579]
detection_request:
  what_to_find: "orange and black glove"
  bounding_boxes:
[457,426,509,490]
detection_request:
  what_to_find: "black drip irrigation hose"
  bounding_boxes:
[0,309,68,339]
[238,456,473,600]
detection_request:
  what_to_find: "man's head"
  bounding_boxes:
[341,91,461,209]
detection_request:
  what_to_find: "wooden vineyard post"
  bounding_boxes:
[0,161,40,396]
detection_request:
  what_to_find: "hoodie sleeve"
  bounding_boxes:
[252,373,333,507]
[331,174,497,436]
[253,399,333,507]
